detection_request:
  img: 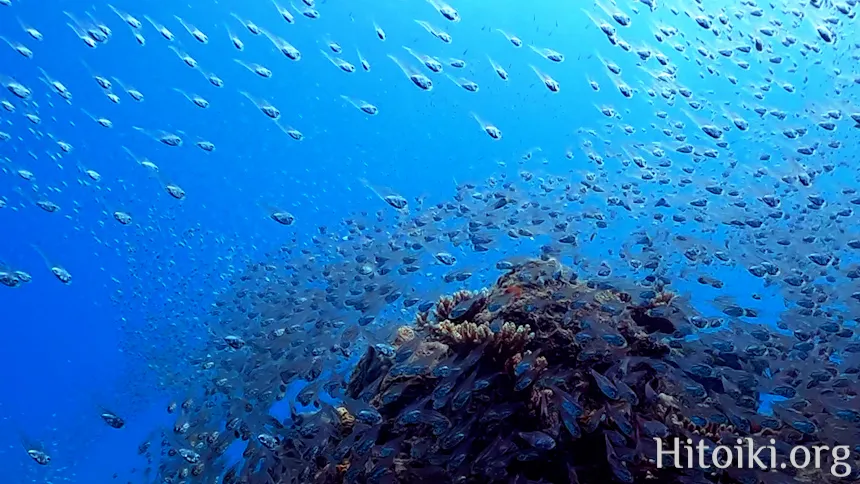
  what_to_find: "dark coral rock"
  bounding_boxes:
[262,259,840,484]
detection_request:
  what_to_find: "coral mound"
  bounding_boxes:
[269,259,809,484]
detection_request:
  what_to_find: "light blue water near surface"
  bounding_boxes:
[0,0,856,482]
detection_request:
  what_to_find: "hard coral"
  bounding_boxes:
[393,325,415,347]
[266,259,841,484]
[432,320,493,345]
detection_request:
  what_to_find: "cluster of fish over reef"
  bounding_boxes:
[135,256,860,484]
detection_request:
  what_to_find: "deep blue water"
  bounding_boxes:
[0,0,856,481]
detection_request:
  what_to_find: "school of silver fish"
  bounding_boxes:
[4,0,860,482]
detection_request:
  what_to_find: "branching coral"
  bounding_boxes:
[431,320,493,345]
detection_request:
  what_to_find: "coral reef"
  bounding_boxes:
[259,259,840,484]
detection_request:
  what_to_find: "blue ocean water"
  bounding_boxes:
[1,0,858,482]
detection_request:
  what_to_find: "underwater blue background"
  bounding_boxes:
[0,0,848,481]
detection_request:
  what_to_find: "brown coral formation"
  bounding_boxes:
[260,259,847,484]
[393,325,416,347]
